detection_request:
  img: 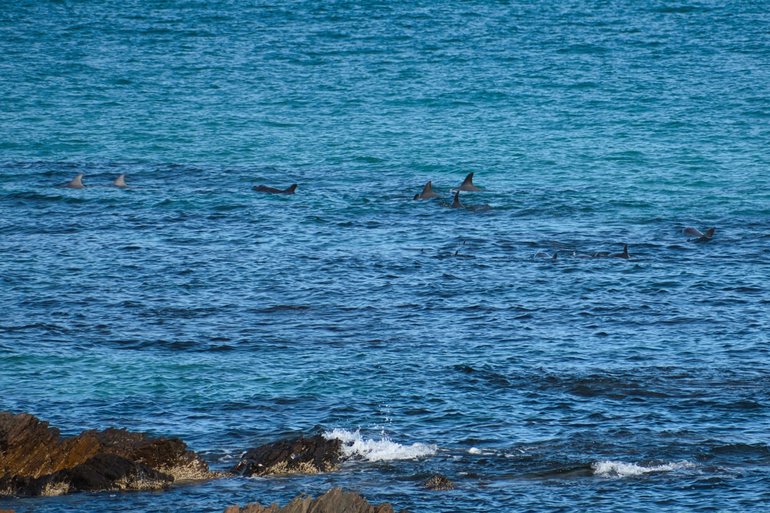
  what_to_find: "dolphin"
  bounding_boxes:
[253,183,297,194]
[65,174,85,189]
[451,190,463,208]
[593,244,629,258]
[113,174,127,188]
[535,251,559,261]
[457,172,481,192]
[414,181,439,200]
[684,226,715,242]
[611,244,630,259]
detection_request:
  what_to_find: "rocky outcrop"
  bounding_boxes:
[223,487,408,513]
[0,412,217,497]
[231,435,342,476]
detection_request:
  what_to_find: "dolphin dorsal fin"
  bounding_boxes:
[285,184,297,194]
[704,227,715,238]
[452,191,462,208]
[422,181,433,195]
[114,174,127,188]
[462,173,474,187]
[623,244,629,256]
[68,174,84,188]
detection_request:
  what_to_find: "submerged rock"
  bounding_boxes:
[0,412,217,497]
[231,435,342,477]
[223,487,408,513]
[423,474,454,490]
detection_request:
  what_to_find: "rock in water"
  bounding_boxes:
[423,474,455,490]
[231,435,342,476]
[224,487,408,513]
[0,412,216,497]
[88,427,214,481]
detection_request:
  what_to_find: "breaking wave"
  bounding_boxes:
[323,429,438,462]
[592,460,696,478]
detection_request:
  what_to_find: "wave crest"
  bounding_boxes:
[592,460,695,478]
[323,428,437,462]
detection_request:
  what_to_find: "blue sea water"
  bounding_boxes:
[1,1,769,511]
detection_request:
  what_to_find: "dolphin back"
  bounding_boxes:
[683,227,704,238]
[254,183,296,194]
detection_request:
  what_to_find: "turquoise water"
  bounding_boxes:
[1,1,769,512]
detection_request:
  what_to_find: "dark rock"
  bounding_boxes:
[1,454,173,496]
[224,487,408,513]
[0,412,217,497]
[423,474,454,490]
[89,428,213,481]
[231,435,342,477]
[63,453,171,492]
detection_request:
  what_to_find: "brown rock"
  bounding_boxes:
[91,428,213,481]
[231,435,342,477]
[0,413,100,479]
[0,412,216,497]
[224,487,408,513]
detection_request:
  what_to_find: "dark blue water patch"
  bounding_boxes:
[0,322,71,334]
[653,5,709,15]
[701,443,770,465]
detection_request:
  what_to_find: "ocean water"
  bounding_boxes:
[1,1,769,512]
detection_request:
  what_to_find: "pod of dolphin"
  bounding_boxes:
[61,173,126,189]
[60,171,716,257]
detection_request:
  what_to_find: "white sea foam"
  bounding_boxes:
[323,428,438,462]
[592,460,696,478]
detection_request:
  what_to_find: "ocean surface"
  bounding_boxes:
[1,1,769,512]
